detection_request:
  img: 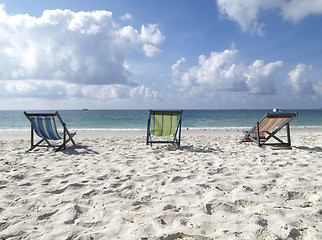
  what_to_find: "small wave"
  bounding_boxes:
[74,128,146,132]
[1,125,321,134]
[292,126,322,129]
[184,127,244,131]
[0,128,30,133]
[184,126,322,131]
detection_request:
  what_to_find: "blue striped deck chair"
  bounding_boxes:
[147,110,183,147]
[239,112,298,148]
[24,111,76,152]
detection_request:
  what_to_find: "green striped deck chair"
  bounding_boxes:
[24,111,76,152]
[239,112,298,148]
[147,110,183,147]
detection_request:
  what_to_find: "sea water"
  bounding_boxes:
[0,109,321,132]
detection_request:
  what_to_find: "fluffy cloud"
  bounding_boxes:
[281,0,322,23]
[1,80,69,100]
[143,44,162,57]
[0,5,165,106]
[313,81,322,96]
[0,5,164,86]
[0,79,159,102]
[171,57,186,80]
[130,85,159,100]
[172,49,322,107]
[246,59,283,94]
[172,49,283,95]
[179,50,247,91]
[286,63,315,95]
[120,13,133,21]
[140,24,164,45]
[217,0,322,35]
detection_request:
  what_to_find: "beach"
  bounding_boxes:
[0,129,321,239]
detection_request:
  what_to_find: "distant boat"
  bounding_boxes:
[82,108,89,111]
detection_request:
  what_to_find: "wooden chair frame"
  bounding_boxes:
[239,112,298,148]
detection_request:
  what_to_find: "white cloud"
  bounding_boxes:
[313,81,322,96]
[173,49,244,89]
[286,63,314,94]
[79,84,159,101]
[80,85,130,99]
[0,79,160,104]
[217,0,271,36]
[246,59,283,94]
[120,13,133,21]
[140,24,164,45]
[281,0,322,23]
[142,44,162,57]
[2,80,69,99]
[217,0,322,35]
[130,85,159,100]
[0,5,164,86]
[171,57,186,78]
[173,48,284,96]
[0,5,165,107]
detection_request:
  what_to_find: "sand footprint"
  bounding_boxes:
[37,209,59,221]
[82,189,99,199]
[58,204,83,224]
[96,174,108,181]
[171,176,186,183]
[0,221,10,232]
[234,199,256,208]
[46,183,85,194]
[0,180,8,190]
[205,199,240,215]
[255,228,280,240]
[158,232,209,240]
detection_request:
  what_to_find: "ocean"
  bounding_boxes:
[0,109,322,132]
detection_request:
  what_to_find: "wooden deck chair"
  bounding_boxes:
[24,111,76,152]
[147,110,183,147]
[239,112,298,148]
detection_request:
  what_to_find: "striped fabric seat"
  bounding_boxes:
[258,115,291,133]
[30,116,62,140]
[147,110,183,147]
[150,112,180,137]
[240,112,298,148]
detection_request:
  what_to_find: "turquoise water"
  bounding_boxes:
[0,109,321,132]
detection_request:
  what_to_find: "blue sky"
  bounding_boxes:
[0,0,322,110]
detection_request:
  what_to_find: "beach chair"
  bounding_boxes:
[24,111,76,152]
[239,112,298,148]
[147,110,183,147]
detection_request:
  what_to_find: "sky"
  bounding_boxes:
[0,0,322,110]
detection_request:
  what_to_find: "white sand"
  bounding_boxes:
[0,129,321,239]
